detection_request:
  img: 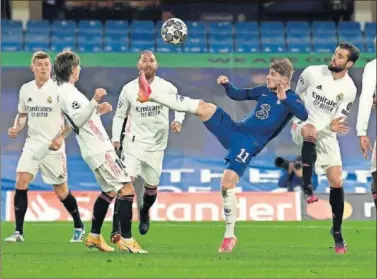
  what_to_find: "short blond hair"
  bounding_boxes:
[31,51,50,64]
[269,59,294,80]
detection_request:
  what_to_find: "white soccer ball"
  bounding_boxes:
[161,18,188,45]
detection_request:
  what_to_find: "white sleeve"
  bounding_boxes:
[171,84,186,124]
[60,91,97,129]
[17,85,27,114]
[334,86,357,119]
[295,66,314,97]
[112,87,130,142]
[356,62,376,136]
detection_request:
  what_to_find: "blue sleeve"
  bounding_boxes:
[278,171,290,188]
[281,92,308,121]
[222,83,264,101]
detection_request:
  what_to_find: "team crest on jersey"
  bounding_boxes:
[47,96,52,104]
[336,93,344,102]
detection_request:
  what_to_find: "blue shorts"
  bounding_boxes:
[203,107,262,177]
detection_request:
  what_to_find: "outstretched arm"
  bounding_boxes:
[217,75,264,101]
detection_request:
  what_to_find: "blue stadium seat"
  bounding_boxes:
[131,32,155,42]
[234,22,259,35]
[261,33,285,44]
[261,43,286,53]
[26,20,50,33]
[1,41,23,52]
[104,42,128,52]
[208,33,230,44]
[130,41,155,52]
[2,20,23,30]
[366,41,376,53]
[185,21,207,35]
[51,34,76,44]
[208,22,233,34]
[156,44,182,53]
[130,21,155,32]
[313,42,336,53]
[24,32,49,43]
[337,22,361,34]
[260,22,284,34]
[234,33,259,44]
[104,34,128,44]
[78,20,103,34]
[51,42,76,52]
[287,33,311,44]
[78,42,102,52]
[287,43,312,53]
[51,20,76,34]
[312,33,337,44]
[209,44,233,53]
[186,33,207,44]
[338,32,364,44]
[183,41,207,53]
[286,21,310,34]
[105,20,128,34]
[1,33,23,43]
[235,41,260,53]
[24,41,50,52]
[78,34,102,44]
[312,21,336,33]
[364,22,376,36]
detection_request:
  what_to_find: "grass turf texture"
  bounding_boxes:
[1,221,376,278]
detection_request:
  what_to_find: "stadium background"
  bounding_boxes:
[1,0,376,222]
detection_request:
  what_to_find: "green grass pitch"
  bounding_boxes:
[1,221,376,278]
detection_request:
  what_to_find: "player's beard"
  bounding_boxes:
[144,68,155,80]
[328,64,346,73]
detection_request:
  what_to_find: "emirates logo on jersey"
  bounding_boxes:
[312,91,337,112]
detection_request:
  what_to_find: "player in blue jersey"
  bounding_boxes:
[138,58,308,253]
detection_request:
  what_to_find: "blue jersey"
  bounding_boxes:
[203,82,308,177]
[224,83,308,143]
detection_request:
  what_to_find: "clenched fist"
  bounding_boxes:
[217,75,229,85]
[8,127,18,138]
[93,88,107,102]
[97,102,112,115]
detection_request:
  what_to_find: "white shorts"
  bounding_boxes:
[93,150,131,193]
[372,140,376,173]
[16,149,67,185]
[122,140,164,186]
[291,120,342,175]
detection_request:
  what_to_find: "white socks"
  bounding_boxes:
[149,91,200,114]
[222,188,237,238]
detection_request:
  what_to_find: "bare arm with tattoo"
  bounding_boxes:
[8,113,28,138]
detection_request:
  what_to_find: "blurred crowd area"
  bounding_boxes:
[2,0,355,22]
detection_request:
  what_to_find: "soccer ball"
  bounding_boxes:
[161,18,188,45]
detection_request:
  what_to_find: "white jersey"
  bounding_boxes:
[18,79,65,154]
[356,59,376,136]
[58,83,113,170]
[295,65,357,136]
[112,76,185,151]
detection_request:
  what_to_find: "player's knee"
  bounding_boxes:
[119,182,135,196]
[53,182,69,200]
[329,177,343,188]
[197,101,217,121]
[220,179,236,191]
[301,124,317,139]
[145,183,157,189]
[15,172,33,190]
[105,191,117,198]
